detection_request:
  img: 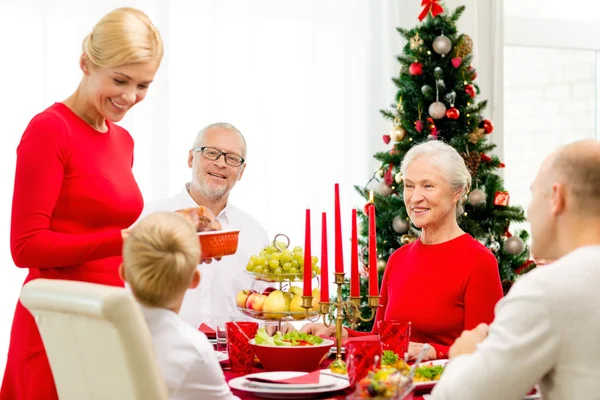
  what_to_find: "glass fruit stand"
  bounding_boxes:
[236,234,322,331]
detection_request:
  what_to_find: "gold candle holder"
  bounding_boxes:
[318,273,380,362]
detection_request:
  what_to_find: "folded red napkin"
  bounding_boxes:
[198,323,216,339]
[246,370,321,385]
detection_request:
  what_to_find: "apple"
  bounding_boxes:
[246,293,267,312]
[236,289,255,309]
[262,287,277,296]
[289,286,302,296]
[263,290,291,319]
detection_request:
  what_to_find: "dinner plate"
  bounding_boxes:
[228,370,350,399]
[214,351,228,364]
[413,359,449,391]
[328,346,345,356]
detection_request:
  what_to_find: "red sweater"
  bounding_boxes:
[352,234,503,359]
[1,103,143,400]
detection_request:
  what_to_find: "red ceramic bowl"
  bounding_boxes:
[249,338,334,372]
[197,229,240,258]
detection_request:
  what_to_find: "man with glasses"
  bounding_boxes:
[141,122,268,330]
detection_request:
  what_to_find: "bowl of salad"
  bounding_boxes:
[250,328,334,372]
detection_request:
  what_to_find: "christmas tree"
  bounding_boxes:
[349,2,535,331]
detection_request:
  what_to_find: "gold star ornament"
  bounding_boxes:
[410,32,424,50]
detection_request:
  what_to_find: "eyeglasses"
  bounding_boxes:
[193,146,245,167]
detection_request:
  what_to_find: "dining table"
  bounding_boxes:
[222,357,429,400]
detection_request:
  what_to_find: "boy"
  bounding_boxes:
[121,212,239,400]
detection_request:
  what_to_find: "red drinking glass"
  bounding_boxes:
[226,321,258,373]
[377,320,411,359]
[345,337,382,388]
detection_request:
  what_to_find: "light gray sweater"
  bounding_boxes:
[431,245,600,400]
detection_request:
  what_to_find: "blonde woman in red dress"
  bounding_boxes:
[1,8,163,400]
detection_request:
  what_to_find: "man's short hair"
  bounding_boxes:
[193,122,247,158]
[553,139,600,213]
[123,212,200,308]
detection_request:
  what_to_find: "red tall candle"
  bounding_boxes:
[303,209,312,297]
[350,209,360,297]
[320,212,329,302]
[334,184,344,273]
[368,204,378,296]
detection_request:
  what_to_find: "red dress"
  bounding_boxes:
[0,103,143,400]
[351,234,503,359]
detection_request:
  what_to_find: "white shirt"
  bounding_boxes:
[142,186,269,328]
[431,245,600,400]
[140,305,239,400]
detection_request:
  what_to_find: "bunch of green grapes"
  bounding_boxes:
[246,242,320,280]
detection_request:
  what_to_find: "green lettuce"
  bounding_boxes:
[253,328,324,346]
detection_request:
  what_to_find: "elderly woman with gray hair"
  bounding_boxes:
[301,140,503,361]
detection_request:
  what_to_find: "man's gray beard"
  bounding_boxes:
[198,180,229,201]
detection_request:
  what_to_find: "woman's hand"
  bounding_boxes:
[299,323,347,338]
[199,256,221,264]
[408,341,437,361]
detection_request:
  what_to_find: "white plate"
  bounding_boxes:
[214,351,228,364]
[328,346,345,355]
[229,370,349,399]
[413,359,448,390]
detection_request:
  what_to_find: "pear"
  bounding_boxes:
[311,288,320,312]
[289,286,302,296]
[263,290,291,319]
[289,294,306,320]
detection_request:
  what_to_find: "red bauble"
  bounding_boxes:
[481,119,494,134]
[383,134,391,144]
[409,62,423,76]
[446,107,460,119]
[363,202,375,215]
[451,57,462,68]
[465,84,476,98]
[468,65,477,80]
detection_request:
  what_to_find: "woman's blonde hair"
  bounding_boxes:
[400,139,472,215]
[123,212,200,308]
[82,7,164,68]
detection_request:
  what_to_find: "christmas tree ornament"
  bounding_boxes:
[451,57,462,68]
[378,259,387,271]
[376,181,393,196]
[429,102,446,119]
[494,191,510,207]
[415,120,423,132]
[436,79,446,89]
[384,163,394,186]
[434,67,443,78]
[382,134,391,144]
[461,151,481,176]
[409,32,424,50]
[468,128,485,143]
[400,234,417,244]
[488,239,500,252]
[376,169,384,179]
[418,0,444,21]
[394,172,403,184]
[432,35,452,56]
[421,85,433,96]
[481,119,494,134]
[465,84,476,98]
[455,34,473,57]
[505,236,526,255]
[444,91,456,105]
[391,126,406,142]
[446,107,460,119]
[409,62,423,75]
[467,65,477,80]
[468,189,487,206]
[392,216,410,234]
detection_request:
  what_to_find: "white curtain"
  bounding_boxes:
[0,0,411,368]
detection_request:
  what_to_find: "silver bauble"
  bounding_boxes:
[392,216,410,234]
[468,189,487,206]
[432,35,452,56]
[421,85,433,96]
[394,172,403,184]
[488,240,500,252]
[376,181,393,196]
[429,101,447,119]
[505,236,526,255]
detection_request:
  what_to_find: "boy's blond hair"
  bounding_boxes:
[123,212,200,308]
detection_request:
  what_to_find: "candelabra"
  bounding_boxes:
[302,272,380,361]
